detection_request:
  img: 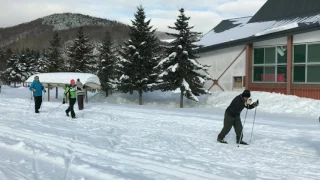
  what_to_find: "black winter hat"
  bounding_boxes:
[242,90,251,98]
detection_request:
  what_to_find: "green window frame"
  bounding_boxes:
[293,43,320,83]
[252,46,287,83]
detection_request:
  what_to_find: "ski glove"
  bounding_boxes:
[43,89,46,93]
[245,98,252,106]
[32,88,36,92]
[253,100,259,107]
[62,98,66,104]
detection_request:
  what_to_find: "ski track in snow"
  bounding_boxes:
[0,89,320,179]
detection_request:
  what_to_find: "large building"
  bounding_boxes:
[198,0,320,99]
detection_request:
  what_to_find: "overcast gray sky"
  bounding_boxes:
[0,0,267,33]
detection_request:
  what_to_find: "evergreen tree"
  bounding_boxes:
[89,43,100,74]
[5,53,22,86]
[17,49,29,82]
[37,50,50,73]
[25,48,38,77]
[97,30,118,96]
[48,31,64,72]
[155,8,211,108]
[0,51,4,83]
[0,50,4,71]
[117,5,161,105]
[0,49,13,84]
[67,27,93,72]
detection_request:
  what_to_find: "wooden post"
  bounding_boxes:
[245,44,253,90]
[286,36,293,95]
[48,84,50,102]
[64,85,68,103]
[56,87,58,99]
[85,89,88,103]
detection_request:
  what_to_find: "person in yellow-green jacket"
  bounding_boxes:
[63,79,77,119]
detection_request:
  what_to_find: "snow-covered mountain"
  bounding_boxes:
[0,13,171,51]
[42,13,119,31]
[0,13,172,70]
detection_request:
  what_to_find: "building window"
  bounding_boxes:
[293,44,320,83]
[233,76,243,88]
[253,46,287,83]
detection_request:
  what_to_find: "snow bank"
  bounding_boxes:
[2,84,319,118]
[91,90,320,118]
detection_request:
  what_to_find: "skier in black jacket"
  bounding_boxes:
[217,90,259,144]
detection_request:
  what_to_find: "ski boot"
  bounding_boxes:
[217,138,228,144]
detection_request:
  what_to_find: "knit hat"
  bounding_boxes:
[70,79,75,84]
[242,89,251,98]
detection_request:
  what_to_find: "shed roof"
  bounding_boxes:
[26,72,101,90]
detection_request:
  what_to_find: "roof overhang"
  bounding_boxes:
[198,23,320,53]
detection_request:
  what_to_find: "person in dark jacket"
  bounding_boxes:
[217,90,259,145]
[29,76,46,113]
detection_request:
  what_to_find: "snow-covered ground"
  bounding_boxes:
[0,85,320,180]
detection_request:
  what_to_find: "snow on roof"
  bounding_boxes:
[160,38,176,43]
[26,72,101,90]
[198,14,320,48]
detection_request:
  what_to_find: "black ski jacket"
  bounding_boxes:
[226,95,255,118]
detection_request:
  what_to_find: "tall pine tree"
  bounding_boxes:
[0,49,12,84]
[155,8,211,108]
[67,27,93,72]
[24,48,38,79]
[118,5,161,105]
[48,31,64,72]
[6,53,22,87]
[37,50,50,73]
[97,30,118,97]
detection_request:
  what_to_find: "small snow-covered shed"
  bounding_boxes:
[26,72,101,102]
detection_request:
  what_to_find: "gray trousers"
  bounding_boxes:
[77,95,84,110]
[218,111,243,142]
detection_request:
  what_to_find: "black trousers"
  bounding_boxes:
[77,95,84,110]
[218,111,243,142]
[66,98,76,118]
[34,96,42,112]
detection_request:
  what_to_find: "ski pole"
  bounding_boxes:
[47,103,64,116]
[41,92,44,111]
[27,91,33,113]
[42,91,46,110]
[238,108,248,147]
[250,106,258,144]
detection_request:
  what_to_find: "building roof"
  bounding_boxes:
[198,0,320,53]
[249,0,320,23]
[26,72,101,90]
[198,16,252,47]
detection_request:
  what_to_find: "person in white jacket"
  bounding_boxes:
[76,79,85,110]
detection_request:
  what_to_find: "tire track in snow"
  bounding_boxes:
[0,125,231,180]
[0,163,31,180]
[2,97,320,179]
[1,123,317,180]
[32,149,39,180]
[1,110,318,180]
